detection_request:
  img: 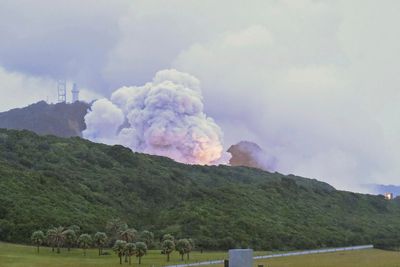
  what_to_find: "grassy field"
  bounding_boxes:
[0,242,230,267]
[1,242,400,267]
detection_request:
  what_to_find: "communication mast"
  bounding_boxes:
[71,83,80,103]
[57,80,67,103]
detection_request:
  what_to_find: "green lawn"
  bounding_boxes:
[0,242,229,267]
[1,242,399,267]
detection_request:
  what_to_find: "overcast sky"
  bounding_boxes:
[1,0,400,191]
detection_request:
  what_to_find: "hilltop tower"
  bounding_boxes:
[57,80,67,103]
[71,83,80,103]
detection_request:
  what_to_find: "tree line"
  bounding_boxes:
[30,218,195,264]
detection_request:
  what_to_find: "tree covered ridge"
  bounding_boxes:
[0,101,89,138]
[0,128,399,250]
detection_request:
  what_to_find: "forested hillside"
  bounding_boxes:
[0,129,399,250]
[0,101,89,137]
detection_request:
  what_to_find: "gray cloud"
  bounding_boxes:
[0,0,127,91]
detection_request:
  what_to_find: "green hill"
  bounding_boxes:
[0,128,399,250]
[0,101,89,137]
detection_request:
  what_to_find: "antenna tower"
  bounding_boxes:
[57,80,67,103]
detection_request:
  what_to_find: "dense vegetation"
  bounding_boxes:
[0,101,89,137]
[1,129,400,250]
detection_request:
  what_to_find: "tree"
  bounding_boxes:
[187,238,195,260]
[176,239,191,261]
[140,230,154,249]
[63,229,76,252]
[162,234,174,242]
[94,232,108,256]
[106,218,128,243]
[119,228,137,243]
[162,239,175,262]
[77,234,92,256]
[68,225,81,236]
[135,242,147,264]
[46,229,57,252]
[113,240,127,265]
[31,231,45,253]
[125,243,136,265]
[119,228,137,262]
[53,226,66,253]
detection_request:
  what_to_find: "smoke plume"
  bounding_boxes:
[83,69,229,165]
[228,141,277,172]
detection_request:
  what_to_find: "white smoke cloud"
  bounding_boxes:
[83,69,229,165]
[83,99,125,145]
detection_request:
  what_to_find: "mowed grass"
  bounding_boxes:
[2,242,400,267]
[0,242,228,267]
[200,249,400,267]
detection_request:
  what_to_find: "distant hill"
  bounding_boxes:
[363,184,400,196]
[1,129,400,250]
[0,101,89,137]
[228,141,275,171]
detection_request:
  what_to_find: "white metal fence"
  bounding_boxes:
[254,244,373,260]
[164,245,373,267]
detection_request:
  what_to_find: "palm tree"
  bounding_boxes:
[119,228,137,262]
[63,229,76,252]
[162,234,174,242]
[46,228,57,252]
[106,218,128,244]
[119,228,137,242]
[113,240,127,264]
[77,234,92,256]
[94,232,108,256]
[135,242,147,265]
[31,231,45,253]
[162,239,175,262]
[187,238,195,260]
[50,226,66,253]
[68,225,81,236]
[176,239,190,261]
[125,243,136,265]
[140,230,154,249]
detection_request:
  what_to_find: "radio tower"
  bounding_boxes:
[71,83,80,103]
[57,80,67,103]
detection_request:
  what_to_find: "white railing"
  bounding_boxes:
[254,245,373,260]
[164,245,373,267]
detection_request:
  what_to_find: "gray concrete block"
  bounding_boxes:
[229,249,253,267]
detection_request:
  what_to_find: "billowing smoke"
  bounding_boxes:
[228,141,277,172]
[83,69,230,165]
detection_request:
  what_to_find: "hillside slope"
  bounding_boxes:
[0,129,399,250]
[0,101,89,137]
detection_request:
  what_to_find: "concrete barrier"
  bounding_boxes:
[229,249,253,267]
